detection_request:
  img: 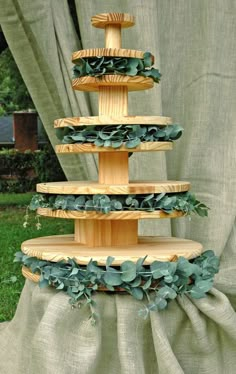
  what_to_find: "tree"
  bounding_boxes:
[0,47,35,115]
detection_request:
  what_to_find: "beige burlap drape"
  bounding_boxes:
[0,1,235,373]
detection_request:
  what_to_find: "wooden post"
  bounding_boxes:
[74,19,138,247]
[74,219,138,247]
[105,25,121,48]
[98,86,129,184]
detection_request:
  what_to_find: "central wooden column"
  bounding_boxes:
[98,86,129,184]
[74,21,138,247]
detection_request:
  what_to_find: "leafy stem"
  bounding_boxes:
[15,250,220,322]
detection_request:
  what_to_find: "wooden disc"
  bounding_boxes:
[21,235,203,265]
[72,75,154,92]
[91,13,135,29]
[22,266,40,283]
[54,115,172,128]
[55,142,173,154]
[72,48,151,62]
[36,181,190,195]
[37,207,185,220]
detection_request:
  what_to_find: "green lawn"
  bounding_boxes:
[0,193,73,322]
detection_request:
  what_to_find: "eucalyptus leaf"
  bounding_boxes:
[121,261,137,282]
[16,249,219,320]
[103,268,122,286]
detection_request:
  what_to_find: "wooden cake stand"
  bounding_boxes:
[22,13,202,282]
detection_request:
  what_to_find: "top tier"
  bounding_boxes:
[72,13,155,93]
[91,12,135,49]
[91,13,135,29]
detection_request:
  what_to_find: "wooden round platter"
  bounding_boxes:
[91,13,135,29]
[37,207,186,220]
[54,115,172,128]
[21,235,203,265]
[72,48,153,62]
[55,142,173,154]
[72,75,154,92]
[36,181,190,195]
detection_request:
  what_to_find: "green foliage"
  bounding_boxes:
[28,192,209,217]
[73,52,161,83]
[0,147,66,193]
[57,124,183,149]
[0,48,34,115]
[15,250,220,320]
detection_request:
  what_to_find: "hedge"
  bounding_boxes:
[0,146,66,193]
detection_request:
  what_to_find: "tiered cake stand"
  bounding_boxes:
[21,13,202,282]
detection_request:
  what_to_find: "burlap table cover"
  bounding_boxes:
[0,281,235,374]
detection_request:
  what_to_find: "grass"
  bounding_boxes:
[0,193,73,322]
[0,192,34,206]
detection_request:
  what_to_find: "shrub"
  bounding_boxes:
[0,146,66,193]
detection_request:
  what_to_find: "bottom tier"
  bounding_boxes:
[21,235,203,265]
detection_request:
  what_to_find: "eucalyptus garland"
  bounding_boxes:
[28,192,209,217]
[56,124,183,149]
[73,52,161,83]
[15,250,219,323]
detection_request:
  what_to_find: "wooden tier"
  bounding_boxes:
[22,266,40,283]
[72,75,153,92]
[91,13,135,29]
[21,235,203,265]
[72,48,152,62]
[54,115,172,128]
[55,142,173,154]
[36,181,190,195]
[37,208,185,220]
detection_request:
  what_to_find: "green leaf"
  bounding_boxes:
[157,285,177,300]
[189,286,207,299]
[121,261,137,282]
[111,200,123,210]
[136,256,148,271]
[70,268,79,276]
[94,139,104,147]
[150,261,167,279]
[142,278,152,290]
[106,256,115,268]
[130,287,144,300]
[103,268,122,286]
[111,140,123,148]
[155,296,168,310]
[56,282,65,290]
[143,52,153,67]
[126,138,141,148]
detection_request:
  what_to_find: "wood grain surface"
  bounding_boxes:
[91,13,135,29]
[74,219,138,246]
[21,235,203,265]
[36,181,191,194]
[72,75,154,92]
[55,142,173,154]
[72,48,149,61]
[37,208,186,220]
[54,115,172,128]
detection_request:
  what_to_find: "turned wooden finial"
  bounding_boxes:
[91,13,135,49]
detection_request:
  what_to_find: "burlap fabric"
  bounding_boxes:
[0,281,236,374]
[0,0,235,373]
